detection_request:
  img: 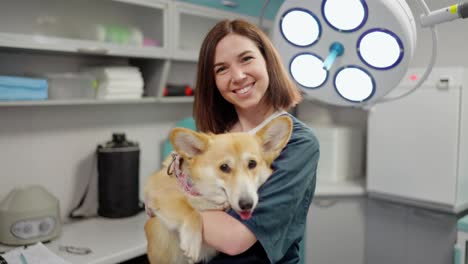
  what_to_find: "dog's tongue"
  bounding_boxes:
[239,211,252,220]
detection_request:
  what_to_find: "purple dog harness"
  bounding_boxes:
[169,152,201,196]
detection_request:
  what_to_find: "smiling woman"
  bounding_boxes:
[193,19,302,135]
[191,19,320,264]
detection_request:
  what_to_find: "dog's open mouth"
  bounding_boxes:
[239,210,253,220]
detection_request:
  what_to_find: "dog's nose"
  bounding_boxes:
[238,197,254,210]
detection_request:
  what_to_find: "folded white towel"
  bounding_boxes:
[97,89,143,98]
[98,80,144,91]
[85,67,143,83]
[87,66,141,77]
[99,92,143,100]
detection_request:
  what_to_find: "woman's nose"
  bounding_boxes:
[231,66,246,83]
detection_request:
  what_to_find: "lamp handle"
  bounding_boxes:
[371,0,438,108]
[420,1,468,27]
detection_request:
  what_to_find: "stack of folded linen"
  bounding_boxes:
[0,75,48,101]
[87,66,144,100]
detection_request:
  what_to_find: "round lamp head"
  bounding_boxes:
[273,0,417,107]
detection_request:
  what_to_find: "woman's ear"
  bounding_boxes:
[170,128,210,158]
[256,115,293,161]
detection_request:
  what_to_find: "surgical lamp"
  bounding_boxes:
[272,0,468,107]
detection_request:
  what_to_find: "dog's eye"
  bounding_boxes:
[248,160,257,169]
[219,164,231,173]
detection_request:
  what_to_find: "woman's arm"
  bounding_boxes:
[201,210,257,255]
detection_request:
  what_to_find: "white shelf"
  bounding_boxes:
[158,96,194,103]
[0,96,193,107]
[112,0,170,8]
[0,33,169,59]
[0,97,160,107]
[315,178,366,197]
[0,97,195,107]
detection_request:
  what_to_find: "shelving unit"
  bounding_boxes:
[0,0,274,106]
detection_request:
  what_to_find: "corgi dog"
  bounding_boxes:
[144,115,293,264]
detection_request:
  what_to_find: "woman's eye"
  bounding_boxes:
[220,163,231,173]
[215,66,226,74]
[242,56,254,62]
[248,160,257,169]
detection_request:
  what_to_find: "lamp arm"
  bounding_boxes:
[374,0,438,106]
[258,0,270,29]
[420,1,468,27]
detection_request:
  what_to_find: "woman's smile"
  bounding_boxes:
[233,83,254,96]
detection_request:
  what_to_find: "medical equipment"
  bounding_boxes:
[97,133,141,218]
[0,185,61,246]
[272,0,468,107]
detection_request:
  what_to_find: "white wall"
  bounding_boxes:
[0,103,192,221]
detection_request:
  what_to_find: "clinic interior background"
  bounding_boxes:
[0,0,467,221]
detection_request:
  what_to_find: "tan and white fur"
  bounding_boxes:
[144,115,293,264]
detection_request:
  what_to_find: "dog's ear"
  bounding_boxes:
[256,116,293,162]
[170,128,209,158]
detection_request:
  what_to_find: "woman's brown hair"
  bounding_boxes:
[193,19,302,133]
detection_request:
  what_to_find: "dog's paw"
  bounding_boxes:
[211,200,230,211]
[179,222,202,263]
[144,194,158,217]
[222,201,231,211]
[145,205,156,217]
[207,193,230,211]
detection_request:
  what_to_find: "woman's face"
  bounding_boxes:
[213,33,269,112]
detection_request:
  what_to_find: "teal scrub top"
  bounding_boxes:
[209,114,320,263]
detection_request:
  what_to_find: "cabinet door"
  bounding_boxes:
[407,207,457,264]
[366,198,408,264]
[176,0,284,20]
[0,0,169,58]
[367,84,460,206]
[306,197,365,264]
[171,1,271,61]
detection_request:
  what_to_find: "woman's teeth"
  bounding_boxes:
[236,85,252,94]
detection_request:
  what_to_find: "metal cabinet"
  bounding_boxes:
[367,67,468,213]
[305,196,366,264]
[366,198,457,264]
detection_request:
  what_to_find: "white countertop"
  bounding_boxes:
[50,212,148,264]
[1,212,148,264]
[0,178,365,264]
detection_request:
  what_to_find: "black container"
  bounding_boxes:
[97,133,140,218]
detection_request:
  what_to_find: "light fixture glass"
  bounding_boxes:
[273,0,417,107]
[335,66,375,102]
[322,0,368,32]
[358,29,404,69]
[280,8,321,47]
[290,53,328,89]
